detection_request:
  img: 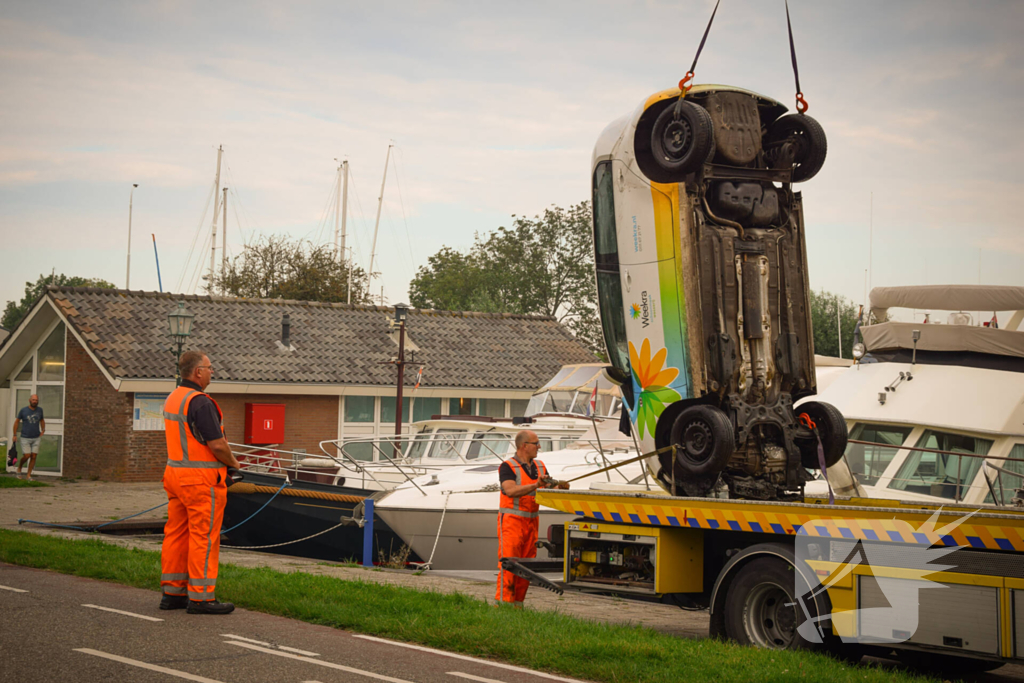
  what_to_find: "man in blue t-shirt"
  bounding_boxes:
[13,394,45,481]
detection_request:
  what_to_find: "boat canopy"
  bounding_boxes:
[862,322,1024,359]
[870,285,1024,322]
[526,363,621,418]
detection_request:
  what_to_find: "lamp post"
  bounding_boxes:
[167,302,195,386]
[126,183,138,289]
[392,303,409,437]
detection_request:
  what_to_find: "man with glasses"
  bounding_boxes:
[159,350,240,615]
[495,430,568,606]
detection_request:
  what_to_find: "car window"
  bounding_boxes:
[593,161,630,376]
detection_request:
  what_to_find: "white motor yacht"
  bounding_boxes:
[804,285,1024,507]
[373,418,649,570]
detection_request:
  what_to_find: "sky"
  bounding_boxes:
[1,0,1022,324]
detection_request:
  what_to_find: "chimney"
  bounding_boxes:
[281,313,291,349]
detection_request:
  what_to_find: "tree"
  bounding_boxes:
[2,273,116,330]
[409,202,605,356]
[809,289,861,359]
[214,234,370,304]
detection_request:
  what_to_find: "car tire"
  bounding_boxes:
[766,113,827,182]
[670,405,735,485]
[650,100,715,178]
[797,401,847,470]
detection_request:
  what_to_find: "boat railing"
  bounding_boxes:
[229,442,354,486]
[847,439,1024,505]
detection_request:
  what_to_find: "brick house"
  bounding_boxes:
[0,287,596,482]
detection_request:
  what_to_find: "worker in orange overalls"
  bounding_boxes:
[159,350,240,615]
[495,430,568,606]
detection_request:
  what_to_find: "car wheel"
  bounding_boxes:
[797,401,847,469]
[766,113,827,182]
[650,100,715,178]
[670,405,735,490]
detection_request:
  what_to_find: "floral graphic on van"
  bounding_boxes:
[630,303,641,319]
[628,339,681,438]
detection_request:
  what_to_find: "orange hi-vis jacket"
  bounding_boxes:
[498,457,548,517]
[160,385,228,602]
[495,457,548,605]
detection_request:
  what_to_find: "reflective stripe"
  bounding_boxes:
[161,573,188,581]
[203,486,215,581]
[188,579,217,587]
[162,411,186,422]
[163,586,187,595]
[165,459,224,469]
[188,590,214,601]
[499,508,539,519]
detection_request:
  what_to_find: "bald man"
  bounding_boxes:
[13,394,44,481]
[495,429,567,606]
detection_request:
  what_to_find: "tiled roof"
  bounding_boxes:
[47,288,597,390]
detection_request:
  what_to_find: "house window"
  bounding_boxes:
[509,399,529,418]
[9,322,66,474]
[412,397,441,422]
[344,396,375,423]
[477,398,506,418]
[380,397,411,424]
[450,397,475,416]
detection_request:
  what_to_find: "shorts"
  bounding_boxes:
[18,437,41,454]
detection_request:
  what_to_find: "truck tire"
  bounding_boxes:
[796,401,847,470]
[670,405,734,484]
[766,113,827,182]
[650,100,715,178]
[723,557,820,650]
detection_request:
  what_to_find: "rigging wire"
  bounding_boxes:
[175,179,216,293]
[224,164,263,245]
[187,228,213,295]
[389,148,417,268]
[310,171,339,247]
[346,168,370,268]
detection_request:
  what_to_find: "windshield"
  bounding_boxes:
[406,429,433,460]
[466,433,511,461]
[888,429,992,500]
[427,429,468,459]
[845,423,913,486]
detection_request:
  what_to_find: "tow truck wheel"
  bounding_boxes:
[650,100,715,178]
[724,557,819,650]
[796,401,848,470]
[766,113,827,182]
[670,405,734,482]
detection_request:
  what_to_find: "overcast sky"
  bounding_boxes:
[2,0,1022,324]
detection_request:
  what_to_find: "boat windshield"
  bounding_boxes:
[888,429,992,500]
[427,429,468,459]
[985,443,1024,505]
[406,429,433,460]
[845,423,913,486]
[466,433,511,461]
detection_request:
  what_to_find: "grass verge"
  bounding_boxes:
[0,476,50,488]
[0,529,935,683]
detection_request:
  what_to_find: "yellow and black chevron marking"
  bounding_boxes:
[538,491,1024,552]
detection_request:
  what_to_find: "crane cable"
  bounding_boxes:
[679,0,809,114]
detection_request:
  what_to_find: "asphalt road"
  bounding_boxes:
[0,563,588,683]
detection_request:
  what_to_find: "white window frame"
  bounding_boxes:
[7,319,66,476]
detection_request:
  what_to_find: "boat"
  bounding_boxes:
[804,285,1024,506]
[372,417,648,570]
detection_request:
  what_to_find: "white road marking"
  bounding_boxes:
[0,584,28,593]
[449,672,507,683]
[352,635,588,683]
[225,640,413,683]
[220,633,319,656]
[82,604,164,622]
[74,648,225,683]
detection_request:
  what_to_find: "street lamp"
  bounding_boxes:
[167,301,194,386]
[392,304,410,437]
[126,183,138,289]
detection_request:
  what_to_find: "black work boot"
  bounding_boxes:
[187,600,235,615]
[159,594,188,610]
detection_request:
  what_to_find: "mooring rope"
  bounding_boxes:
[220,520,352,550]
[228,481,366,504]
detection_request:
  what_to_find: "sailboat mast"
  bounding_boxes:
[368,143,392,291]
[209,145,223,292]
[221,187,228,292]
[342,160,351,304]
[334,161,342,262]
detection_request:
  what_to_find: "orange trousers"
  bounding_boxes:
[495,512,538,605]
[161,471,227,602]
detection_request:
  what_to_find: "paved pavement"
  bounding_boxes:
[0,563,589,683]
